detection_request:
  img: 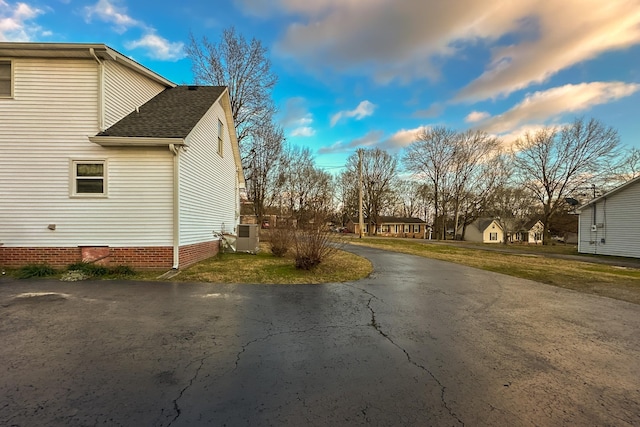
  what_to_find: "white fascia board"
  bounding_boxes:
[89,136,185,147]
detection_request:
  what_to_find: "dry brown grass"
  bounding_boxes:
[164,242,372,284]
[350,238,640,305]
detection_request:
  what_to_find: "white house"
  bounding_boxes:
[0,42,244,269]
[460,218,504,243]
[577,176,640,258]
[514,219,544,244]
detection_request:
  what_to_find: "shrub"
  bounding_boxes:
[17,264,57,279]
[66,262,109,277]
[269,226,294,257]
[110,265,136,276]
[293,226,340,270]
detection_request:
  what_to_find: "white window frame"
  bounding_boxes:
[217,119,224,156]
[0,59,13,99]
[70,159,108,198]
[489,232,498,241]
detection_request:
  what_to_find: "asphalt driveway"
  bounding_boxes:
[1,245,639,426]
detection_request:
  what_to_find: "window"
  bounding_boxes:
[217,119,224,156]
[0,60,12,98]
[489,232,498,241]
[72,161,106,196]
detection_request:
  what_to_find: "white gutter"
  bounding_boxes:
[89,48,105,132]
[169,144,181,269]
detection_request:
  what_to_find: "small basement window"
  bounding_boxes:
[0,60,12,98]
[72,160,107,196]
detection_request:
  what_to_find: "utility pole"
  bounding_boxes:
[358,149,364,239]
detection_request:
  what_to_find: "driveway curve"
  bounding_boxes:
[1,245,639,426]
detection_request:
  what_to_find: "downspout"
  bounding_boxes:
[169,144,180,269]
[89,48,105,131]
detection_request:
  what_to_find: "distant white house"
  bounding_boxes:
[514,219,544,244]
[0,42,244,269]
[577,176,640,258]
[460,218,504,243]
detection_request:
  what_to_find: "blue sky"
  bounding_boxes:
[2,0,640,171]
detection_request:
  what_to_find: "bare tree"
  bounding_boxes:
[449,130,503,235]
[245,121,285,220]
[607,147,640,187]
[186,27,277,150]
[457,153,511,239]
[485,184,539,243]
[345,148,398,235]
[513,117,621,244]
[275,145,333,225]
[335,169,359,225]
[404,127,457,239]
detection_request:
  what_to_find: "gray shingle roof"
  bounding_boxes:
[97,86,226,138]
[368,216,426,224]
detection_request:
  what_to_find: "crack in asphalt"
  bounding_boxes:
[233,325,362,372]
[365,297,465,426]
[166,356,207,427]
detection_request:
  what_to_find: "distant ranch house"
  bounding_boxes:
[348,216,427,238]
[0,42,244,269]
[577,175,640,259]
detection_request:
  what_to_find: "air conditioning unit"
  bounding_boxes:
[236,224,259,254]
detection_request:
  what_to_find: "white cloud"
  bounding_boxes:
[84,0,140,33]
[126,33,185,61]
[290,126,315,137]
[479,82,640,135]
[318,130,384,154]
[84,0,186,61]
[318,126,424,154]
[255,0,640,101]
[281,97,316,137]
[0,0,43,41]
[381,127,425,151]
[330,100,376,126]
[465,111,490,123]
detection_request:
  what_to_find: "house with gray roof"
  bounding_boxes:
[0,42,244,269]
[348,216,427,238]
[458,218,504,243]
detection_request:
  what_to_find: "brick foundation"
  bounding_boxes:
[178,240,220,268]
[1,246,173,269]
[0,247,81,268]
[1,241,219,270]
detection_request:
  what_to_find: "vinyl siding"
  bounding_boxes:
[103,60,166,129]
[0,57,173,248]
[179,99,239,246]
[578,181,640,258]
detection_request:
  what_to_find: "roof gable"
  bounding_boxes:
[471,218,503,232]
